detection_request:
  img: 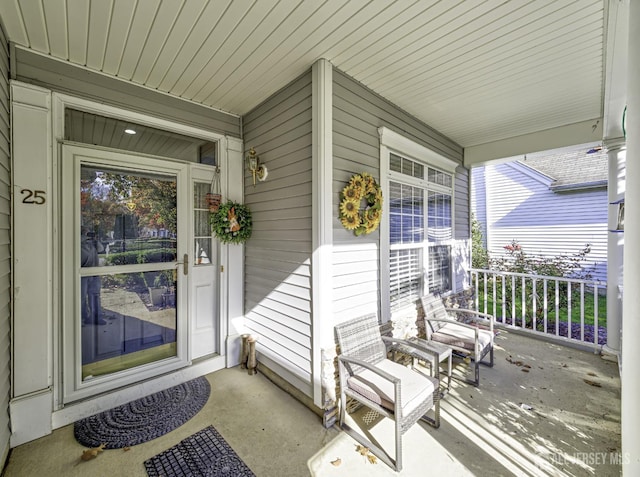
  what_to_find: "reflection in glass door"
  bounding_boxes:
[79,165,179,380]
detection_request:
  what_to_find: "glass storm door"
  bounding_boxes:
[62,145,189,402]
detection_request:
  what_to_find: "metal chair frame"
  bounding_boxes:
[420,294,495,386]
[335,313,440,472]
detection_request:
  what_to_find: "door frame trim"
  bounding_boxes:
[51,93,230,409]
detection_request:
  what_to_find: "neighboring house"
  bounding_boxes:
[471,146,609,282]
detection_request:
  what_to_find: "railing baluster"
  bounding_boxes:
[483,272,488,315]
[512,275,516,324]
[521,276,526,328]
[555,280,560,337]
[580,283,585,342]
[543,279,548,336]
[468,268,605,350]
[492,273,497,319]
[594,285,599,347]
[532,279,537,332]
[473,270,479,311]
[501,275,506,324]
[567,282,572,340]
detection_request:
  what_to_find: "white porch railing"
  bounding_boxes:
[470,268,607,350]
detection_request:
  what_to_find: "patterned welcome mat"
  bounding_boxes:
[144,425,256,477]
[74,376,211,449]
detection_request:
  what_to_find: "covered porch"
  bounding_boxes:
[0,0,637,475]
[3,330,620,476]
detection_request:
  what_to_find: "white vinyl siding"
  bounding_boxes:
[475,161,608,281]
[471,166,488,247]
[242,72,313,397]
[0,23,11,466]
[332,69,465,322]
[453,167,471,291]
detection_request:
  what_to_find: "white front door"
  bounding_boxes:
[61,144,191,402]
[190,165,220,359]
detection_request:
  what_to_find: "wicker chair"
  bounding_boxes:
[334,313,440,472]
[420,294,495,386]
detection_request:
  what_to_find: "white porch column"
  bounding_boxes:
[311,59,334,410]
[622,0,640,473]
[604,140,625,355]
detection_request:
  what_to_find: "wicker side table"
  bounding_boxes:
[393,338,452,392]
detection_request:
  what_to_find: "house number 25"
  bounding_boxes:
[20,189,46,205]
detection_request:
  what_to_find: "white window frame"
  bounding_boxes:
[379,127,458,321]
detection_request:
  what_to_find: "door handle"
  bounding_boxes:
[176,254,189,275]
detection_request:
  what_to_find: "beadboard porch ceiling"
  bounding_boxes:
[0,0,627,155]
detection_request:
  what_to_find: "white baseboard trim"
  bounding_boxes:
[226,333,242,367]
[10,389,53,448]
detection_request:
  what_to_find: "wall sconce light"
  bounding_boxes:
[246,147,268,186]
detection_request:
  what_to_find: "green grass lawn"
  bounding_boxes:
[475,285,607,327]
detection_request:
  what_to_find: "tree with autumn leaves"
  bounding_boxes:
[81,169,177,241]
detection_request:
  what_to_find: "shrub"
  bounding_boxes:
[471,214,489,269]
[486,240,593,324]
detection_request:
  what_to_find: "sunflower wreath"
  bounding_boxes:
[339,173,383,236]
[210,200,253,244]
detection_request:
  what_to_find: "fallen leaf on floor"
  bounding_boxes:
[330,458,342,466]
[561,364,568,368]
[81,443,106,461]
[522,368,530,372]
[515,361,523,366]
[355,444,378,464]
[356,445,369,456]
[587,372,597,377]
[584,379,602,387]
[523,364,531,369]
[123,447,130,452]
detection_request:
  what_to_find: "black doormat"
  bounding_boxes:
[74,376,210,449]
[144,425,256,477]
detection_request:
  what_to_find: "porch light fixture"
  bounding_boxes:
[246,147,268,186]
[124,128,137,135]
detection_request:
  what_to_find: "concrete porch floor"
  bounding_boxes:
[2,330,621,476]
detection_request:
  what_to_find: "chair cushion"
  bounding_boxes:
[347,359,435,417]
[431,322,492,353]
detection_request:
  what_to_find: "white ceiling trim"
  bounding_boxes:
[464,118,604,166]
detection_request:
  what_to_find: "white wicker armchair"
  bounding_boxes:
[420,294,495,386]
[334,313,440,472]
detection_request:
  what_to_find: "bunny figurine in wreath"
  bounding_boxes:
[228,207,240,232]
[211,200,253,244]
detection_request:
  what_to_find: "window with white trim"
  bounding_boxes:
[388,152,453,311]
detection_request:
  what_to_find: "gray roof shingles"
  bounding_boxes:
[517,146,608,190]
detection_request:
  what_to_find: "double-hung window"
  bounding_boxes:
[380,128,457,317]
